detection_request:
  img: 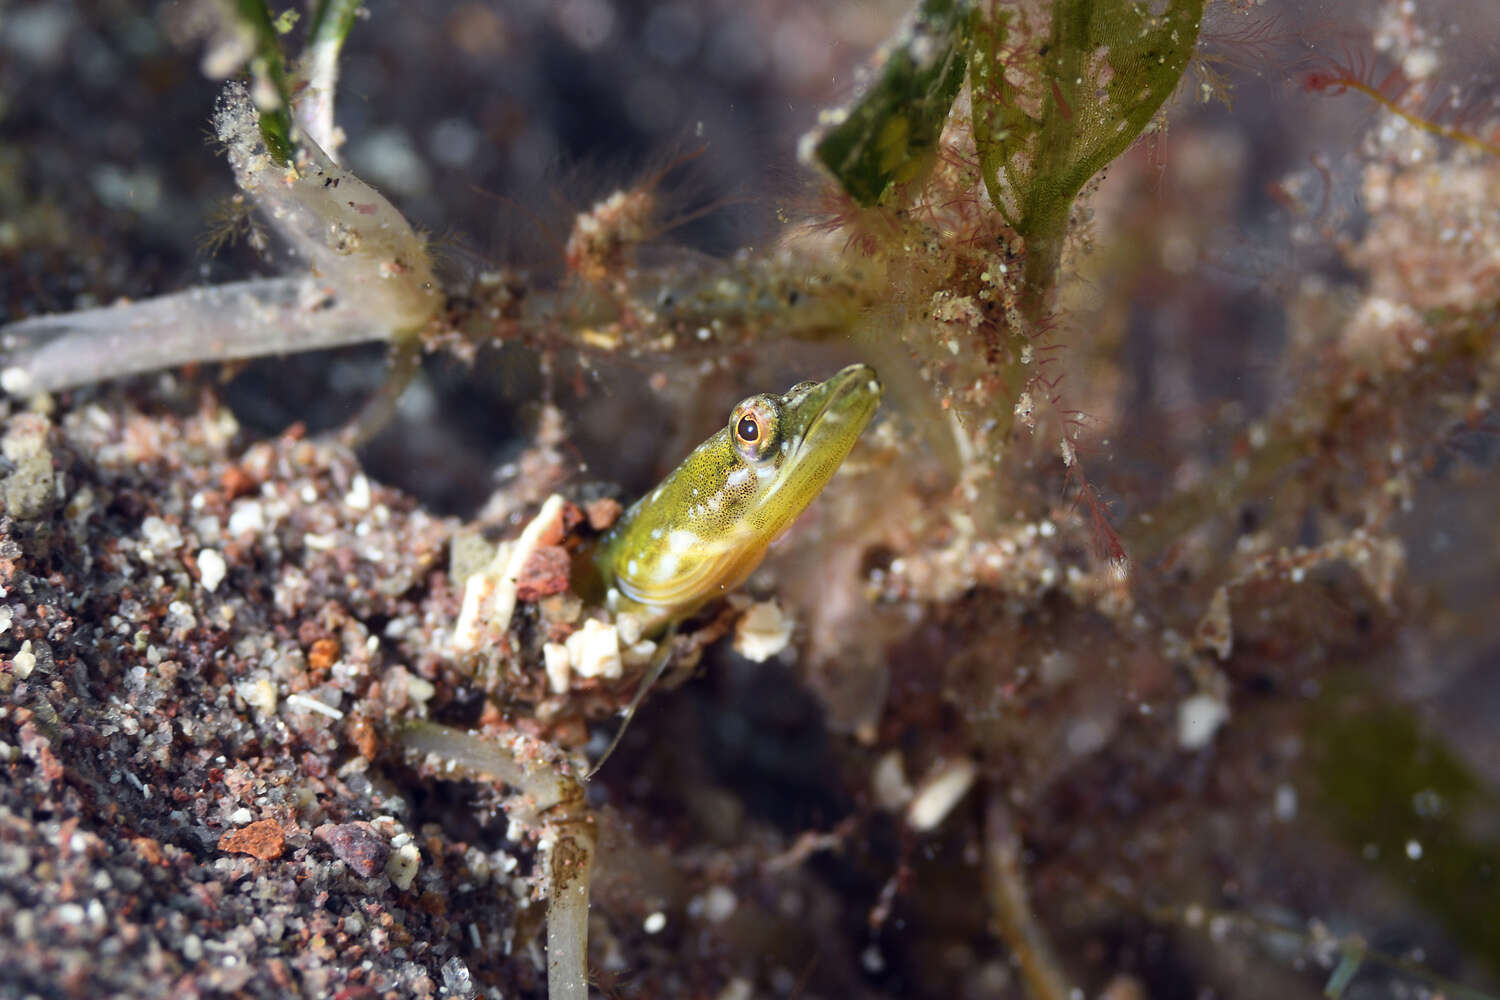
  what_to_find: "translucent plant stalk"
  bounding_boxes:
[0,81,439,402]
[294,0,364,156]
[984,792,1073,1000]
[0,277,389,395]
[213,81,439,335]
[399,721,595,1000]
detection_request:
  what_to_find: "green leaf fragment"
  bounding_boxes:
[307,0,363,52]
[968,0,1204,313]
[233,0,297,163]
[1309,687,1500,979]
[811,0,973,206]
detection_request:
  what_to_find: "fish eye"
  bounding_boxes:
[729,395,779,462]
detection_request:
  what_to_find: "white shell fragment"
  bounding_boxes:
[12,640,36,680]
[564,619,623,680]
[620,639,658,669]
[732,600,794,662]
[906,757,978,832]
[344,474,372,511]
[287,692,344,720]
[236,672,277,718]
[453,494,565,653]
[197,548,227,593]
[543,642,572,694]
[615,611,645,647]
[1177,692,1230,749]
[871,750,915,812]
[0,366,33,395]
[386,841,421,890]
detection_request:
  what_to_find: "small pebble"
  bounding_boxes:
[515,545,572,601]
[227,499,265,536]
[197,548,227,592]
[701,885,737,923]
[316,823,391,878]
[585,496,623,531]
[441,955,476,998]
[218,819,285,861]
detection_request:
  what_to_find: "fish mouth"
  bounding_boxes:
[773,362,882,499]
[799,363,882,454]
[737,362,883,542]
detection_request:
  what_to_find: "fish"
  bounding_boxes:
[597,363,884,633]
[587,363,881,775]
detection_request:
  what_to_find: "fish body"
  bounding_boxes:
[597,363,882,632]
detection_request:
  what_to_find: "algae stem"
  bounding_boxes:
[984,791,1073,1000]
[398,720,595,1000]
